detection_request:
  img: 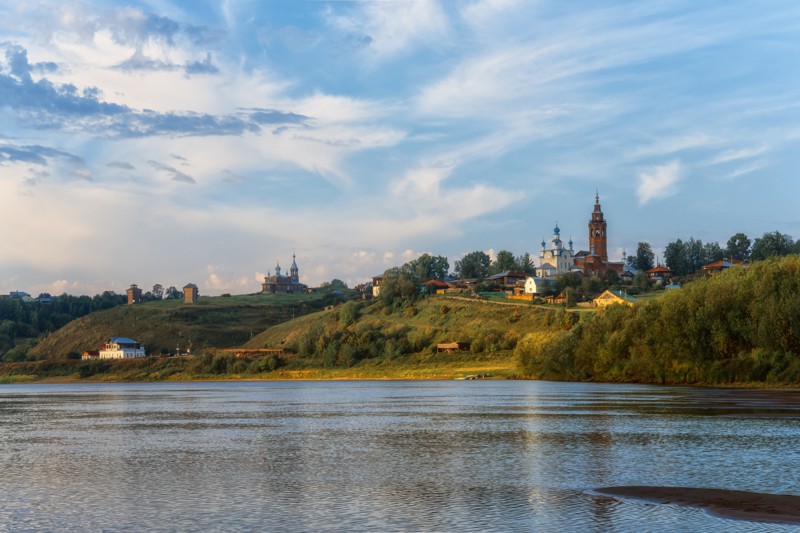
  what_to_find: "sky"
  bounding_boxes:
[1,0,799,296]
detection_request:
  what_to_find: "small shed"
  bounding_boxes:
[436,342,470,353]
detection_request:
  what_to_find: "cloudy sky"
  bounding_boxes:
[1,0,799,296]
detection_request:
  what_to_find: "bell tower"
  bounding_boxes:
[588,191,608,262]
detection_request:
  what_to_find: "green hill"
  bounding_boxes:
[236,295,570,379]
[27,293,331,360]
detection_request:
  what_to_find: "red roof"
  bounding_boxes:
[646,266,673,274]
[422,279,450,288]
[702,259,747,270]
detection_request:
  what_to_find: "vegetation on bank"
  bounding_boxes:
[516,255,800,385]
[22,292,340,361]
[0,294,578,382]
[0,292,127,361]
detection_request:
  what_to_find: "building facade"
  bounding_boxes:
[99,337,146,359]
[126,284,142,305]
[183,283,199,304]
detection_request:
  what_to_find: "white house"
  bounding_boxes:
[99,337,146,359]
[524,276,553,295]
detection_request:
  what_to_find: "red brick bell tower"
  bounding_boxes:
[588,191,608,262]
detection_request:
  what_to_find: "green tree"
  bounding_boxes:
[454,251,491,279]
[165,286,181,299]
[490,250,518,274]
[379,267,418,303]
[751,231,795,261]
[703,241,724,264]
[405,254,449,281]
[634,242,655,272]
[664,239,689,276]
[685,237,705,274]
[516,252,535,275]
[726,233,751,261]
[328,279,348,290]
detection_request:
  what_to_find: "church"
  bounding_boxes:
[536,224,577,277]
[537,193,624,278]
[261,254,308,294]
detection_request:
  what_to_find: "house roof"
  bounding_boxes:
[646,266,673,274]
[486,270,527,280]
[421,279,449,288]
[702,259,748,270]
[596,289,638,304]
[183,283,198,289]
[109,337,139,344]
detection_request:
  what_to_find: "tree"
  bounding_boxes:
[702,241,724,264]
[634,242,654,272]
[490,250,517,274]
[685,238,705,274]
[165,286,181,299]
[152,284,164,300]
[516,252,535,275]
[379,267,417,303]
[454,251,491,279]
[405,254,449,281]
[751,231,795,261]
[726,233,751,261]
[664,239,689,276]
[328,279,348,290]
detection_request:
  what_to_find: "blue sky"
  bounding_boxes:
[1,0,799,296]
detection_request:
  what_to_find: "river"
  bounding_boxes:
[1,380,798,531]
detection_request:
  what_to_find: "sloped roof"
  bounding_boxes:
[702,259,748,270]
[110,337,139,344]
[421,279,450,287]
[595,290,638,304]
[646,266,673,274]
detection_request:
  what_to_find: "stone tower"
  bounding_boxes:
[588,191,608,262]
[290,254,299,282]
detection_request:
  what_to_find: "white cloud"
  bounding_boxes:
[636,160,682,205]
[709,145,769,165]
[328,0,450,60]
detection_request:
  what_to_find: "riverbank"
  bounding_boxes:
[0,350,519,384]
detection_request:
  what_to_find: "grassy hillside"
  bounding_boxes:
[241,295,573,378]
[27,293,330,359]
[4,293,574,381]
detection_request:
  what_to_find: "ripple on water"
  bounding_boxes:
[1,381,800,531]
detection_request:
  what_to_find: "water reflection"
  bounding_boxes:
[1,381,799,531]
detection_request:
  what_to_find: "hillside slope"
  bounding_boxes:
[243,295,571,376]
[27,294,328,359]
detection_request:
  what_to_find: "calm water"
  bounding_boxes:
[1,380,799,532]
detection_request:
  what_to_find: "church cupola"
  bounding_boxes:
[275,261,281,277]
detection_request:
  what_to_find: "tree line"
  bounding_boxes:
[516,255,800,384]
[627,230,799,276]
[0,292,127,360]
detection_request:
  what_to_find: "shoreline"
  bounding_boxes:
[595,486,800,524]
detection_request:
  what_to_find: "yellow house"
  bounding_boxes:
[593,290,637,308]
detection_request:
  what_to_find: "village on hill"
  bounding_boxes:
[1,191,794,364]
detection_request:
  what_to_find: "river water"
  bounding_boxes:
[1,380,799,532]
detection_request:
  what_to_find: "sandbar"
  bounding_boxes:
[595,486,800,524]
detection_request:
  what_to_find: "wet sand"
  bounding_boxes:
[596,486,800,524]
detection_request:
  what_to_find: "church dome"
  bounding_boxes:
[553,224,560,234]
